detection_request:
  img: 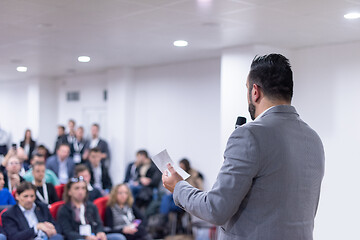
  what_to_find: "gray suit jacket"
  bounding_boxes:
[46,155,75,181]
[173,105,325,240]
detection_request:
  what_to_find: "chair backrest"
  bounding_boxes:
[0,208,8,227]
[54,184,65,200]
[93,196,109,223]
[49,200,65,220]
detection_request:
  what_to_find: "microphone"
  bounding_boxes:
[235,116,247,129]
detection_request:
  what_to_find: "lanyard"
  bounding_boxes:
[79,204,86,225]
[73,140,84,153]
[33,180,49,204]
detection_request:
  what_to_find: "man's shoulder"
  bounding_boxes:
[2,204,20,218]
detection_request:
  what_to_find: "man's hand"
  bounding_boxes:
[162,163,184,193]
[140,177,151,186]
[96,231,107,240]
[37,222,57,237]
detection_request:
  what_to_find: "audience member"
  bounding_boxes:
[85,148,112,193]
[74,164,102,202]
[54,125,68,152]
[105,184,152,240]
[20,129,36,165]
[46,144,74,184]
[124,153,142,196]
[2,181,63,240]
[84,123,110,166]
[23,153,60,186]
[1,155,25,191]
[70,126,88,164]
[0,171,16,205]
[32,162,59,205]
[0,127,11,158]
[57,176,125,240]
[66,119,76,145]
[179,158,204,190]
[135,150,161,208]
[37,144,51,159]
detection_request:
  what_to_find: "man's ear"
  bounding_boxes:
[251,84,261,103]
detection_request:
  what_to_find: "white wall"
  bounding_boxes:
[133,58,222,188]
[292,42,360,240]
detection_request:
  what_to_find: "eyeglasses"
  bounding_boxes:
[70,176,84,183]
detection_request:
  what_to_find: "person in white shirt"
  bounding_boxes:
[1,181,63,240]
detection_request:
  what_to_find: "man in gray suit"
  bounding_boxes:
[162,54,325,240]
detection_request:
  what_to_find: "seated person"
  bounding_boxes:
[85,148,112,193]
[23,153,60,186]
[124,152,142,198]
[57,176,126,240]
[74,164,102,202]
[105,184,151,240]
[0,171,16,205]
[2,182,63,240]
[32,162,59,205]
[70,126,88,164]
[135,150,161,208]
[1,155,25,192]
[46,143,74,184]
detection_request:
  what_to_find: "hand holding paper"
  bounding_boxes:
[152,149,190,193]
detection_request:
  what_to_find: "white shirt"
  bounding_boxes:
[58,158,69,184]
[90,138,99,149]
[19,203,39,233]
[93,165,102,190]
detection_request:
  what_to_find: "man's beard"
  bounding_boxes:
[248,100,256,120]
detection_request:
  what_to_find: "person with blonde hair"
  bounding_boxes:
[105,184,151,240]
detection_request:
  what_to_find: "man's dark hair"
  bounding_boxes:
[248,54,293,102]
[32,161,46,170]
[58,125,65,131]
[92,123,100,129]
[74,164,90,176]
[16,181,37,195]
[68,119,76,125]
[179,158,191,172]
[136,149,148,158]
[58,143,70,149]
[31,152,45,160]
[89,147,101,155]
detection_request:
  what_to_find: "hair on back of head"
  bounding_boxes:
[249,54,293,102]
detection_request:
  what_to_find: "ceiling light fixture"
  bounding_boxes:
[16,66,27,72]
[173,40,188,47]
[78,56,91,62]
[344,12,360,19]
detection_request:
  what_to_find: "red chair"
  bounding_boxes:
[12,189,16,198]
[49,200,65,220]
[55,184,65,200]
[0,208,8,227]
[93,196,109,222]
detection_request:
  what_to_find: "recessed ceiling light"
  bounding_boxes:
[344,12,360,19]
[78,56,91,62]
[173,40,188,47]
[16,66,27,72]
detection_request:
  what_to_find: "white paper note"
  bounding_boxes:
[152,149,190,180]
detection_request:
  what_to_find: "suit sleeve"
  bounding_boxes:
[2,211,36,240]
[173,127,260,226]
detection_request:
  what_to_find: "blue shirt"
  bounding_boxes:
[0,188,16,205]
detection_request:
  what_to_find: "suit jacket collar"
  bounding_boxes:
[16,202,45,224]
[259,105,298,119]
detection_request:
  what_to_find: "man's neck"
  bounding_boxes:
[34,179,43,186]
[255,99,290,119]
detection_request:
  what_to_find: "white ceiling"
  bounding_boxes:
[1,0,360,81]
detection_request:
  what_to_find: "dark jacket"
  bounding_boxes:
[35,182,59,204]
[2,202,61,240]
[85,161,112,191]
[141,162,162,189]
[84,139,110,163]
[104,205,148,240]
[124,162,139,183]
[57,201,104,240]
[20,140,36,163]
[88,186,103,202]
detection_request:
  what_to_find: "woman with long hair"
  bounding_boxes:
[57,177,125,240]
[105,184,151,240]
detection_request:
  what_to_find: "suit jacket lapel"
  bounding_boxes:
[15,205,31,229]
[35,204,45,222]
